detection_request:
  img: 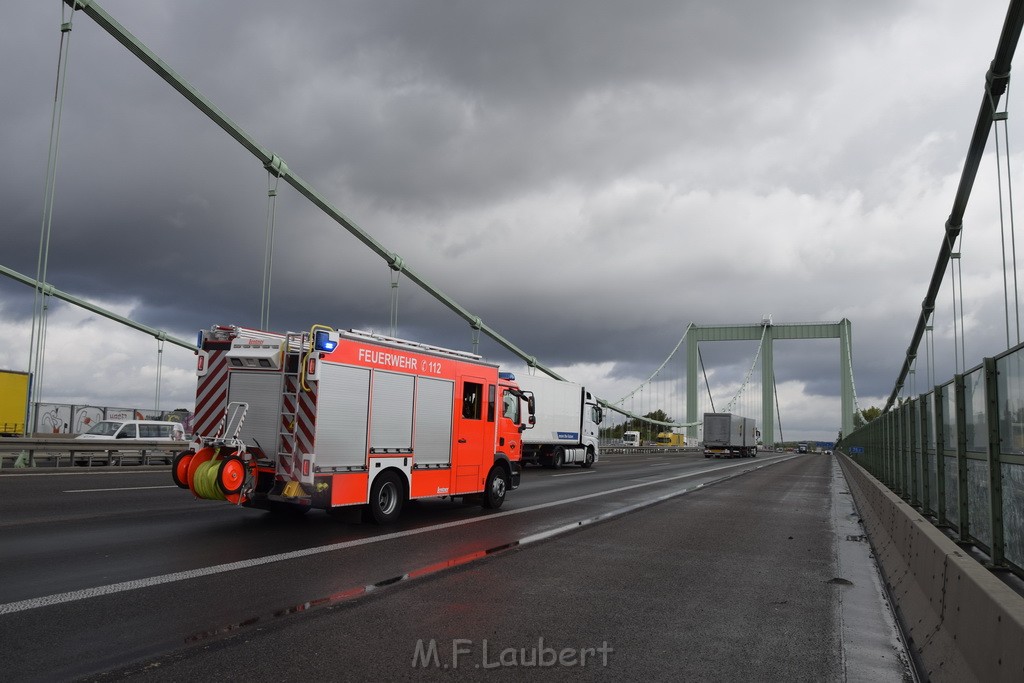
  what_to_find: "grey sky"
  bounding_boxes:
[0,1,1019,441]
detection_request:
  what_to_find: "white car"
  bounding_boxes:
[76,420,185,441]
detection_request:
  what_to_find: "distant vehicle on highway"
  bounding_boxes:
[703,412,758,458]
[622,431,641,448]
[656,432,694,447]
[76,420,185,442]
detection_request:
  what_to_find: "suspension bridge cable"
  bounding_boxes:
[61,0,566,386]
[611,324,692,406]
[698,346,715,412]
[722,325,768,414]
[773,371,784,444]
[884,2,1024,412]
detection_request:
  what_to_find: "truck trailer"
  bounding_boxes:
[515,374,602,468]
[172,325,534,522]
[0,370,30,436]
[702,412,758,458]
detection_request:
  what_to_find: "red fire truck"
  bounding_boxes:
[172,325,534,522]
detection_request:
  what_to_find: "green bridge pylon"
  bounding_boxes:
[686,319,854,446]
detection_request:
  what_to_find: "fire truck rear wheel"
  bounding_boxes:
[368,471,404,524]
[482,465,508,509]
[171,451,194,489]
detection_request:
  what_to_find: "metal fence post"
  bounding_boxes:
[934,383,948,526]
[920,393,932,515]
[909,398,920,508]
[954,373,971,545]
[983,357,1006,567]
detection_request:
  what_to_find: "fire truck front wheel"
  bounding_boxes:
[482,465,509,509]
[368,471,404,524]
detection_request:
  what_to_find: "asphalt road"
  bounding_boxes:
[0,452,912,681]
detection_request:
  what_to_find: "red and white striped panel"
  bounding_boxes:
[193,350,229,438]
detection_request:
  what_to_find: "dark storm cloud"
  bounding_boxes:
[1,1,1015,440]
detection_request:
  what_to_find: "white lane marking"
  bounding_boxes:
[0,470,169,478]
[0,455,798,615]
[63,485,179,493]
[551,471,597,477]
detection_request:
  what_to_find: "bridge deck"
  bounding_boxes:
[119,454,912,680]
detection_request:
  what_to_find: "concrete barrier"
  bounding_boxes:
[837,453,1024,682]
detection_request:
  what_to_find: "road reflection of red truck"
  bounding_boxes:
[173,325,534,522]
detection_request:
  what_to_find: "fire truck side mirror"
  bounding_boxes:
[517,415,535,433]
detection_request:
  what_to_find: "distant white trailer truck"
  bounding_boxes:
[516,374,603,468]
[703,412,758,458]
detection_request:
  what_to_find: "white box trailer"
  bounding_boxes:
[516,374,602,468]
[702,412,758,458]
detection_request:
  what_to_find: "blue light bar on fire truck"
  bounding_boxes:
[314,329,340,352]
[498,372,516,381]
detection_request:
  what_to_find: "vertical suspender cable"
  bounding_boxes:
[29,6,76,436]
[954,242,967,373]
[948,227,965,375]
[995,105,1012,347]
[927,320,936,390]
[389,268,400,337]
[260,170,280,330]
[470,317,481,355]
[1005,113,1022,346]
[154,334,165,412]
[388,256,404,340]
[993,82,1021,346]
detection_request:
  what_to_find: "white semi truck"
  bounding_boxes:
[703,412,759,458]
[516,374,603,468]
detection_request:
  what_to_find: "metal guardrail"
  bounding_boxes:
[0,440,700,467]
[0,436,186,468]
[601,446,699,454]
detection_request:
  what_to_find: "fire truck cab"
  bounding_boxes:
[174,325,534,522]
